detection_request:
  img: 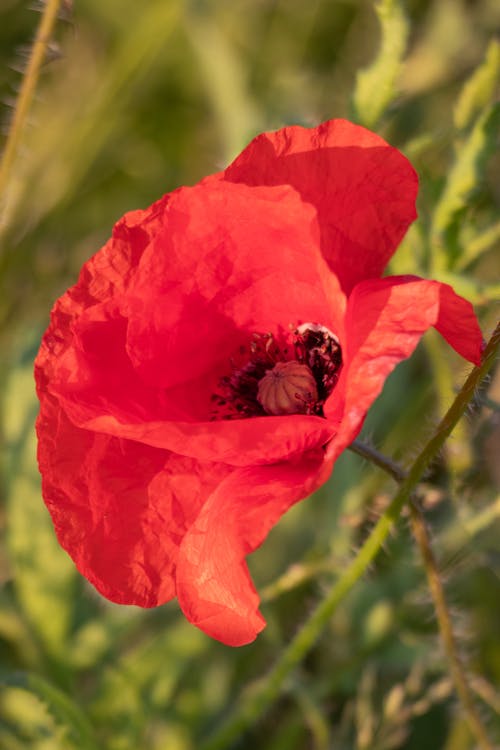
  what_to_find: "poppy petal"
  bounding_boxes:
[35,194,169,394]
[325,276,483,458]
[38,179,344,466]
[41,296,336,466]
[36,394,231,607]
[125,179,345,391]
[221,119,418,295]
[73,195,170,310]
[176,449,331,646]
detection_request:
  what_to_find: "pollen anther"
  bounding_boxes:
[211,323,342,420]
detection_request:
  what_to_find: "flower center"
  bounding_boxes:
[211,323,342,420]
[257,361,318,415]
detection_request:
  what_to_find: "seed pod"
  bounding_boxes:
[257,361,318,416]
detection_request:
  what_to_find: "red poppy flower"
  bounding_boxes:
[35,119,483,646]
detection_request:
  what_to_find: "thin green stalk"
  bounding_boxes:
[353,443,496,750]
[409,501,494,750]
[457,220,500,272]
[349,440,407,482]
[0,0,62,207]
[201,321,500,750]
[260,556,341,603]
[441,495,500,550]
[480,395,500,412]
[470,676,500,715]
[356,383,498,746]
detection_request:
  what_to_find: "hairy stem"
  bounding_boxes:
[201,322,500,750]
[409,500,494,750]
[349,439,407,482]
[352,438,495,749]
[0,0,62,209]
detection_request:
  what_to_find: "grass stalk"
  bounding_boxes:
[0,0,62,209]
[409,500,494,750]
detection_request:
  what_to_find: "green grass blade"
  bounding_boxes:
[184,9,260,162]
[430,103,500,271]
[454,40,500,132]
[456,220,500,271]
[351,0,409,129]
[2,0,182,238]
[0,671,98,750]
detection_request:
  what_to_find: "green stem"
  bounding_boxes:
[457,220,500,272]
[349,436,500,743]
[349,439,407,482]
[409,501,494,750]
[353,442,496,749]
[201,321,500,750]
[260,556,341,603]
[480,395,500,412]
[0,0,62,209]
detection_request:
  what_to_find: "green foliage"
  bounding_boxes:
[0,672,97,750]
[457,220,500,272]
[0,1,499,749]
[430,103,500,271]
[454,40,500,132]
[3,357,76,661]
[351,0,409,129]
[184,8,260,162]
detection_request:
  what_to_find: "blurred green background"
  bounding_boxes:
[0,1,499,748]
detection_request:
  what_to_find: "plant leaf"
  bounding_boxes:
[430,103,500,270]
[456,220,500,271]
[0,671,98,750]
[454,40,500,132]
[351,0,409,129]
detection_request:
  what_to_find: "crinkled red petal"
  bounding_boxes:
[38,179,344,466]
[220,119,418,295]
[124,180,345,390]
[37,393,231,606]
[176,448,332,646]
[324,276,483,459]
[35,193,170,393]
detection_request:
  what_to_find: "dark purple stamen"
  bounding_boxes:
[211,324,343,420]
